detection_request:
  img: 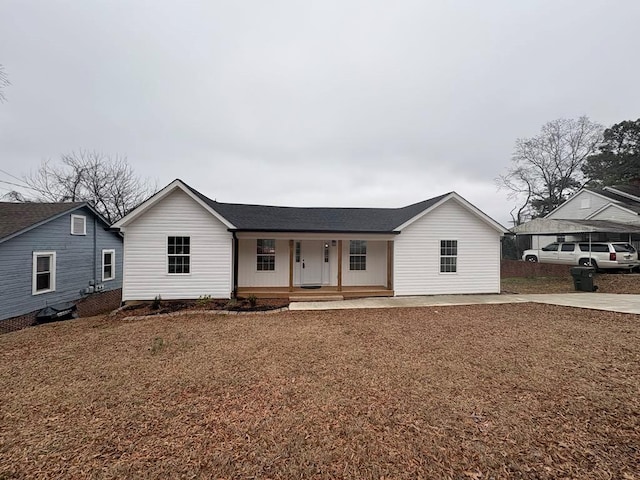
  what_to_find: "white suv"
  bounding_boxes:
[522,242,639,270]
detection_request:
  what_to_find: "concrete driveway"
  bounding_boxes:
[289,293,640,315]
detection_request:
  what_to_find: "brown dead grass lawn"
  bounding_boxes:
[1,304,639,479]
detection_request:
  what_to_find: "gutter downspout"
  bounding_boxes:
[232,231,239,299]
[93,216,97,286]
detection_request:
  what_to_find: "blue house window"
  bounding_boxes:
[168,236,190,274]
[33,251,56,294]
[102,249,115,281]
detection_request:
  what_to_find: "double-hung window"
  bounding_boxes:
[168,236,190,274]
[257,239,275,271]
[102,249,115,281]
[349,240,367,271]
[440,240,457,273]
[33,252,56,294]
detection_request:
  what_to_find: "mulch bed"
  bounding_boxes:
[1,303,638,479]
[116,297,290,318]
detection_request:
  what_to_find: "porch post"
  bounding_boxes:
[288,239,294,292]
[337,240,343,291]
[386,240,393,291]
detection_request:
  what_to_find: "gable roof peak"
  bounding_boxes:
[0,201,89,243]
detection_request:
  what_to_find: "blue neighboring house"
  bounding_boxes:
[0,202,123,333]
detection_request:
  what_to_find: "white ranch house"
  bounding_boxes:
[112,180,506,300]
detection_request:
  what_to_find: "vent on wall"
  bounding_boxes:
[71,214,86,235]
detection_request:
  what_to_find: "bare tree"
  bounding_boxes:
[0,64,10,102]
[1,190,27,202]
[497,116,603,223]
[24,151,156,223]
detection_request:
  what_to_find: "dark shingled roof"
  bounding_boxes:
[593,188,640,214]
[607,184,640,199]
[0,202,85,241]
[182,182,451,232]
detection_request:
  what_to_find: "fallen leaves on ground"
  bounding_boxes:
[1,304,639,479]
[502,272,640,294]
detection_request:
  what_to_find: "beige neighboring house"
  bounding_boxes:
[112,179,507,301]
[515,184,640,249]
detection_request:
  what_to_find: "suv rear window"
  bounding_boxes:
[578,243,609,253]
[613,244,636,253]
[561,244,575,252]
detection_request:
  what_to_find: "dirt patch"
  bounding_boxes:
[502,272,640,294]
[1,304,638,479]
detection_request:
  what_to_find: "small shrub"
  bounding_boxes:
[149,337,165,355]
[225,298,238,310]
[151,295,162,310]
[247,295,258,308]
[197,294,212,308]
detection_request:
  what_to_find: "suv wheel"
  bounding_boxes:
[579,258,598,269]
[525,255,538,262]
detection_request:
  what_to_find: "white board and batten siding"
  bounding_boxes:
[237,239,290,287]
[121,189,233,300]
[342,240,387,287]
[394,199,501,296]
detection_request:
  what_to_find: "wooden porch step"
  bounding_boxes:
[289,295,344,302]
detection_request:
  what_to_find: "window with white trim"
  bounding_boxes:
[257,239,275,271]
[440,240,457,273]
[349,240,367,271]
[168,236,190,274]
[33,252,56,294]
[102,249,115,281]
[71,214,86,235]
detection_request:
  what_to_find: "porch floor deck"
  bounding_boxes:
[237,286,394,300]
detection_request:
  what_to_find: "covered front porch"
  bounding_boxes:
[237,285,394,300]
[234,233,395,299]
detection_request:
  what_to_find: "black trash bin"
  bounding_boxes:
[570,266,597,292]
[35,301,78,324]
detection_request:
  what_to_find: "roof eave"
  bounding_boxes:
[394,192,507,233]
[228,228,400,235]
[113,179,236,229]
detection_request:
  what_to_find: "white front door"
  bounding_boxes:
[300,240,323,285]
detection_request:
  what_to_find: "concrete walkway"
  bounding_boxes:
[289,293,640,315]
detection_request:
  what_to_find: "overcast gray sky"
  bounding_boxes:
[1,1,639,225]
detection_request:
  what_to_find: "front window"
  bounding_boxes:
[168,236,190,274]
[257,239,275,271]
[440,240,457,273]
[102,249,115,281]
[33,252,56,294]
[349,240,367,270]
